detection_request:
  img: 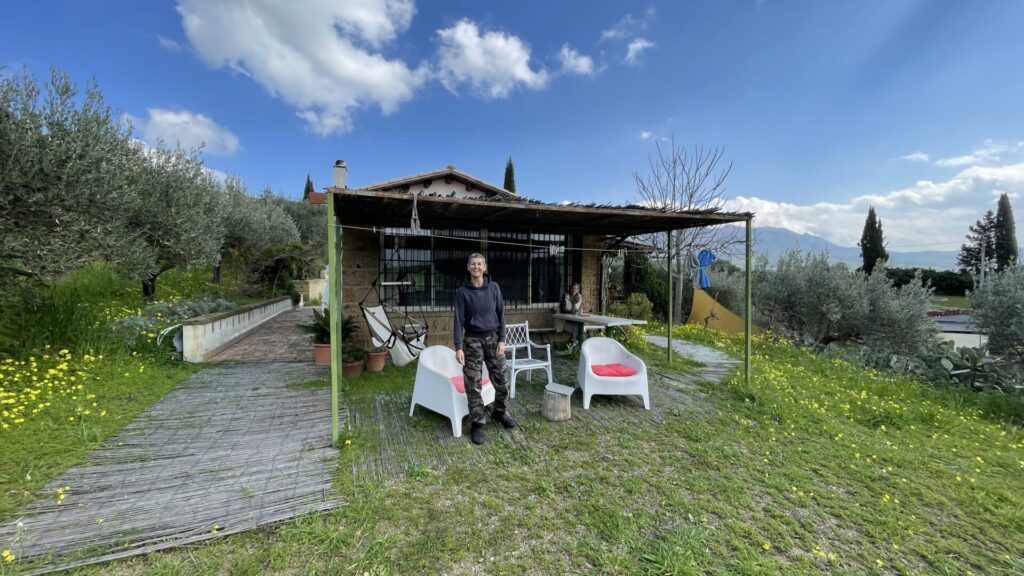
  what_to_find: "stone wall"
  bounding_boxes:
[182,297,294,363]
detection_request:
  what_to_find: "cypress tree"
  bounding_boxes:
[957,210,997,274]
[303,174,314,201]
[858,206,888,274]
[503,156,516,194]
[994,193,1019,271]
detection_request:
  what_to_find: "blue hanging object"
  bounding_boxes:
[695,249,716,289]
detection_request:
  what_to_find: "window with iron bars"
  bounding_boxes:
[380,228,570,310]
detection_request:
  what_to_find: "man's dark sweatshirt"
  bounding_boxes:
[454,275,506,351]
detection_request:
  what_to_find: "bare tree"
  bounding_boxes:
[633,136,736,323]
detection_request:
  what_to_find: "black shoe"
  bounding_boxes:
[470,423,486,445]
[493,411,518,429]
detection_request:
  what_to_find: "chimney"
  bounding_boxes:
[332,159,348,189]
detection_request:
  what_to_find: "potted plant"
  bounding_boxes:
[342,346,367,378]
[365,345,388,372]
[298,310,361,368]
[298,309,332,365]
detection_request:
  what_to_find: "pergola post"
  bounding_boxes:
[327,192,344,447]
[745,217,752,386]
[667,230,673,362]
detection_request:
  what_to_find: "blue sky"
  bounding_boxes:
[3,0,1023,251]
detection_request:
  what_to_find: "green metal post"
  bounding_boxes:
[327,192,343,447]
[745,218,752,386]
[667,230,673,363]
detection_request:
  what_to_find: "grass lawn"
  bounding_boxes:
[930,295,971,309]
[0,352,198,522]
[51,326,1023,576]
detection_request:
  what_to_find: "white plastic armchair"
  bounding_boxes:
[576,337,650,410]
[504,321,553,398]
[410,345,494,437]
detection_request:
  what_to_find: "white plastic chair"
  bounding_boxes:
[410,345,494,437]
[576,337,650,410]
[504,321,553,398]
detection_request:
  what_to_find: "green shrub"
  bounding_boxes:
[970,267,1024,360]
[709,250,937,358]
[607,292,654,321]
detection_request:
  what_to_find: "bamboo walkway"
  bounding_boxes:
[348,339,738,483]
[0,358,343,574]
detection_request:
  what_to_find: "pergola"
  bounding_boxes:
[325,187,754,445]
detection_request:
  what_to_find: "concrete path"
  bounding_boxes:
[644,335,739,384]
[0,362,343,575]
[209,307,315,363]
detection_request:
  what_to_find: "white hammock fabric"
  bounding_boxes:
[361,305,425,367]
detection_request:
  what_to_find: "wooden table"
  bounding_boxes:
[551,313,648,344]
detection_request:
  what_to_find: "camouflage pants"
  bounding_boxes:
[462,333,510,424]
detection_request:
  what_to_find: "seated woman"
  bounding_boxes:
[554,282,583,349]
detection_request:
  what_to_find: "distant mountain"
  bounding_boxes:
[719,226,958,270]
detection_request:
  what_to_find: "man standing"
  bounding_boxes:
[454,253,517,445]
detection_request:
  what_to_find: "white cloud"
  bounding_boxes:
[899,151,929,162]
[127,108,240,156]
[175,0,428,135]
[936,139,1024,167]
[640,130,652,140]
[157,35,182,52]
[557,43,594,76]
[725,156,1024,250]
[436,19,548,99]
[625,38,655,66]
[599,7,655,42]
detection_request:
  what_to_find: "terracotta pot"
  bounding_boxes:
[365,350,387,372]
[342,360,364,378]
[313,343,331,366]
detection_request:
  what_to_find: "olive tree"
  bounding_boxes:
[0,67,152,284]
[970,266,1024,359]
[132,146,224,300]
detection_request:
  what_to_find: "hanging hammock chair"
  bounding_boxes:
[360,240,429,366]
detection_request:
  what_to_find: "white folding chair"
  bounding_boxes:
[504,321,553,398]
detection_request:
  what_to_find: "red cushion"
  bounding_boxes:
[591,363,637,377]
[449,375,491,393]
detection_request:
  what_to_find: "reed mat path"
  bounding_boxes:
[347,338,736,483]
[0,362,343,575]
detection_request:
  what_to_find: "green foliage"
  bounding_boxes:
[858,206,888,274]
[502,155,516,193]
[610,325,651,354]
[886,267,974,296]
[0,67,153,283]
[622,252,668,320]
[248,242,317,298]
[958,209,997,274]
[303,174,314,201]
[970,266,1024,360]
[994,193,1019,272]
[606,292,654,321]
[711,251,937,359]
[297,310,359,347]
[135,145,226,299]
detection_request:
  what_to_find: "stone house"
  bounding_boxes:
[316,160,750,351]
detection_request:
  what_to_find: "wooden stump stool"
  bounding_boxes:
[542,383,574,422]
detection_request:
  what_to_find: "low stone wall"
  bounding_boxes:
[182,297,294,363]
[293,279,327,302]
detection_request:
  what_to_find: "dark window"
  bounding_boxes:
[380,228,431,307]
[380,228,568,309]
[432,229,481,307]
[531,233,567,304]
